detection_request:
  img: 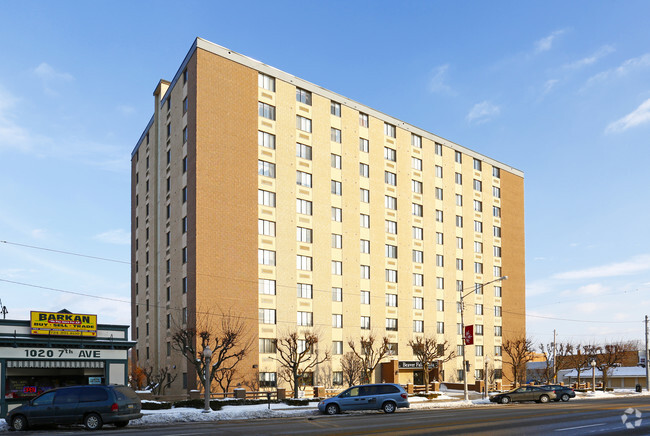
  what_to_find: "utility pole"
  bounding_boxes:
[553,329,557,383]
[645,315,649,392]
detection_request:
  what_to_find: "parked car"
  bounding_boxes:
[318,383,409,414]
[6,385,142,431]
[540,384,575,402]
[489,386,557,404]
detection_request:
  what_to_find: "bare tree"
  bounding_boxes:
[171,311,251,393]
[502,335,534,387]
[348,334,390,384]
[538,342,573,384]
[408,336,455,392]
[341,352,363,387]
[273,330,331,398]
[584,341,637,390]
[565,343,587,387]
[143,366,178,395]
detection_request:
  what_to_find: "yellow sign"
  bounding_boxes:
[30,311,97,337]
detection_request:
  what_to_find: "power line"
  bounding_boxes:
[0,240,129,265]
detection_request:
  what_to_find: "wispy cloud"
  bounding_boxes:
[605,98,650,133]
[563,45,615,70]
[0,86,40,152]
[535,29,566,53]
[542,79,559,95]
[552,254,650,280]
[428,64,454,95]
[466,101,500,124]
[584,53,650,88]
[117,105,136,116]
[33,63,74,96]
[93,229,130,245]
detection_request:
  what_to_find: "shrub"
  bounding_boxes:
[141,401,172,410]
[283,398,310,406]
[172,399,223,410]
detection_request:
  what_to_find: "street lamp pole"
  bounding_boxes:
[203,346,213,413]
[484,356,490,399]
[461,276,507,401]
[590,359,596,393]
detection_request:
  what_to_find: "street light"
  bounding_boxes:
[203,346,212,413]
[590,358,597,393]
[484,356,491,399]
[460,276,508,401]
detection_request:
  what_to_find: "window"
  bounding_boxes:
[296,143,312,159]
[297,199,312,215]
[331,180,342,195]
[331,101,341,117]
[332,315,342,328]
[360,265,370,279]
[411,134,422,148]
[259,189,276,207]
[258,219,276,236]
[360,214,370,228]
[181,217,188,234]
[359,113,369,127]
[474,200,483,212]
[259,309,276,324]
[476,324,484,336]
[360,291,370,305]
[386,318,398,331]
[436,254,444,267]
[331,128,342,143]
[495,326,502,336]
[386,220,397,234]
[456,194,463,206]
[386,294,397,307]
[413,250,423,263]
[475,283,483,295]
[435,142,443,155]
[494,246,502,257]
[435,188,443,200]
[360,188,370,203]
[384,123,396,138]
[385,269,397,283]
[475,304,483,315]
[436,232,444,245]
[495,306,502,317]
[259,372,277,388]
[456,280,464,292]
[361,316,371,330]
[360,239,370,253]
[166,123,171,138]
[387,343,398,355]
[258,249,276,266]
[476,345,484,357]
[359,137,369,152]
[437,322,445,334]
[297,311,313,326]
[359,163,369,177]
[435,165,443,178]
[493,206,501,218]
[384,147,396,162]
[258,102,276,120]
[437,277,444,289]
[413,273,424,286]
[258,73,275,91]
[182,277,188,293]
[333,342,343,355]
[493,167,501,178]
[455,151,462,163]
[473,179,482,191]
[413,226,423,240]
[494,286,502,297]
[297,255,313,271]
[297,227,313,243]
[413,320,424,333]
[332,261,343,275]
[183,127,188,143]
[495,346,502,357]
[182,247,187,263]
[436,210,443,222]
[436,299,444,311]
[296,88,312,105]
[474,221,483,233]
[259,279,276,295]
[412,180,423,194]
[331,154,341,169]
[494,226,501,237]
[296,171,312,187]
[414,297,424,310]
[258,160,276,178]
[297,283,313,298]
[473,158,482,171]
[493,186,501,198]
[455,172,462,185]
[385,171,397,186]
[412,203,423,217]
[332,233,342,248]
[474,241,483,253]
[183,69,188,84]
[456,258,464,271]
[474,262,483,274]
[259,338,277,354]
[331,207,342,222]
[332,287,342,302]
[412,157,422,170]
[296,115,312,132]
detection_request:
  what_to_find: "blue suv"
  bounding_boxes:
[318,383,409,414]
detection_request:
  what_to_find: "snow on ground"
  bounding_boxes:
[2,389,650,430]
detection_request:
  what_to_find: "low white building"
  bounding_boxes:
[563,367,647,389]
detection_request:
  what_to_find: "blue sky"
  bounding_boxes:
[1,1,649,349]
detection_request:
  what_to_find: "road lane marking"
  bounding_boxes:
[554,423,605,432]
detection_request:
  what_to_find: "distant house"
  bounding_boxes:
[563,367,647,389]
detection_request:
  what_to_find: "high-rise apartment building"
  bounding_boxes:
[131,38,525,396]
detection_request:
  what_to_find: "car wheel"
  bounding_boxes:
[560,394,570,402]
[12,415,27,431]
[382,401,396,414]
[114,421,129,428]
[539,395,550,403]
[84,413,103,430]
[325,403,339,415]
[500,396,511,404]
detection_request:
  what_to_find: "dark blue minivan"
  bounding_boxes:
[318,383,409,414]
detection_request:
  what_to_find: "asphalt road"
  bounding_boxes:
[13,396,650,435]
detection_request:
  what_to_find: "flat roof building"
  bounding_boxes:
[131,38,525,396]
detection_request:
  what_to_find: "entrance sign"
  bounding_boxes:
[464,325,474,345]
[30,311,97,337]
